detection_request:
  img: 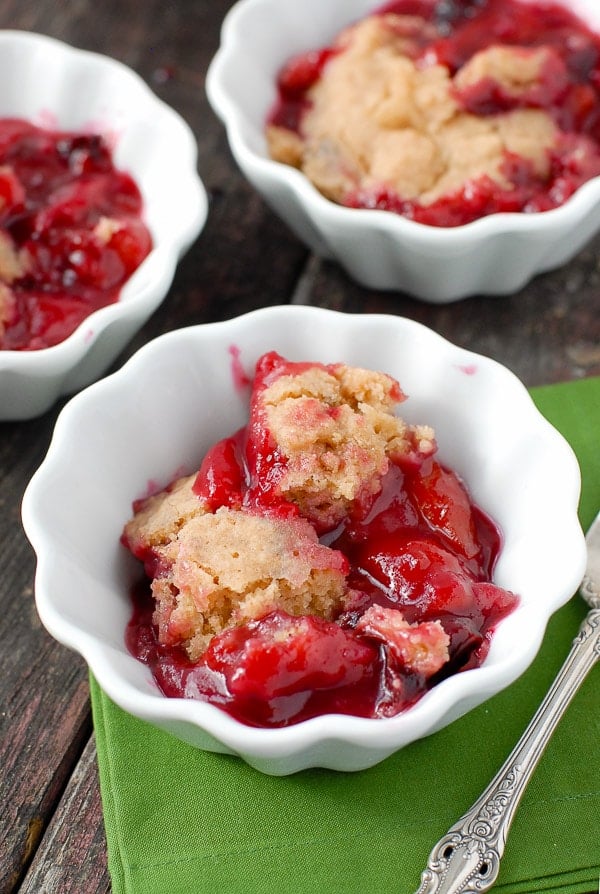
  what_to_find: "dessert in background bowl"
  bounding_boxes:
[0,118,153,351]
[207,0,600,300]
[22,306,586,774]
[0,31,207,420]
[267,0,600,226]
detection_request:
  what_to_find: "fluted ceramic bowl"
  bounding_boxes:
[22,306,586,775]
[0,30,207,420]
[206,0,600,301]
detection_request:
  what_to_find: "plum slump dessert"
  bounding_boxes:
[266,0,600,226]
[122,352,518,728]
[0,118,152,350]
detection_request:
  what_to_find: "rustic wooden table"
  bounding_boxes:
[1,1,599,892]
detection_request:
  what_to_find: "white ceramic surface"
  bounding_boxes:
[206,0,600,301]
[22,306,586,775]
[0,31,207,420]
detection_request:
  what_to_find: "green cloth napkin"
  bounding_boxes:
[91,375,600,894]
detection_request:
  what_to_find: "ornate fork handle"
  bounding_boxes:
[415,606,600,894]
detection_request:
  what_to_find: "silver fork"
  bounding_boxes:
[414,509,600,894]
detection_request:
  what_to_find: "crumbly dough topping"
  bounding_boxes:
[124,358,437,661]
[356,604,449,676]
[151,507,348,660]
[0,230,29,336]
[260,362,435,528]
[94,216,124,243]
[0,230,28,283]
[267,14,558,205]
[123,474,206,556]
[0,283,15,339]
[454,45,562,97]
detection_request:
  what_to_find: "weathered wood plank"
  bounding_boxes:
[0,410,94,894]
[18,737,111,894]
[297,237,600,388]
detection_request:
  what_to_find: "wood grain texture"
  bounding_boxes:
[293,241,600,387]
[0,0,599,892]
[18,738,110,894]
[0,411,92,894]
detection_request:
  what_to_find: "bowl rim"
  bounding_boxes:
[21,306,587,765]
[0,29,208,368]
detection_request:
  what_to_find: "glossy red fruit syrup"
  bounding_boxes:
[126,355,518,728]
[268,0,600,226]
[0,119,151,350]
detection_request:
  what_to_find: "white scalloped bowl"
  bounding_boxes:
[0,31,207,420]
[22,307,586,775]
[206,0,600,302]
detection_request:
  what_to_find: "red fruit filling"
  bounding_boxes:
[267,0,600,226]
[124,353,519,727]
[0,118,152,350]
